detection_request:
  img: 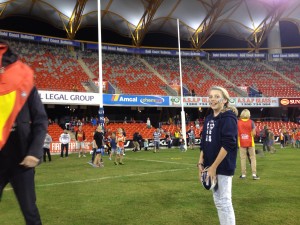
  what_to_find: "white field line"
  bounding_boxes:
[3,167,193,191]
[126,157,195,166]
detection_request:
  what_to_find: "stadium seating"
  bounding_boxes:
[142,55,238,96]
[82,51,168,95]
[205,59,300,97]
[6,39,299,97]
[254,121,299,136]
[9,40,89,92]
[48,123,64,141]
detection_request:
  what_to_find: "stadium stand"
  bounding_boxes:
[142,55,238,96]
[48,123,64,142]
[5,38,300,98]
[205,59,300,97]
[255,121,300,137]
[8,39,89,92]
[82,51,168,95]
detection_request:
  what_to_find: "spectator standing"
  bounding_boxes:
[138,132,143,151]
[0,40,48,225]
[268,131,276,153]
[238,109,260,180]
[187,126,196,149]
[43,132,52,162]
[59,130,71,158]
[198,86,238,225]
[144,139,149,151]
[109,132,117,160]
[93,126,104,167]
[195,119,200,129]
[76,125,86,158]
[153,128,162,153]
[146,117,151,128]
[173,129,181,146]
[262,126,270,152]
[179,134,186,152]
[133,132,140,152]
[115,128,125,165]
[165,132,172,148]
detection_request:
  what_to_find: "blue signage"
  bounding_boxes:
[103,94,169,106]
[211,52,266,59]
[0,30,80,47]
[86,43,206,57]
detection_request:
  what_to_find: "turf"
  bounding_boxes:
[0,145,299,225]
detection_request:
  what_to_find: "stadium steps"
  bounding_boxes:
[198,59,247,97]
[138,56,178,96]
[261,62,300,89]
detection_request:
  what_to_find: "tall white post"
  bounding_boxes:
[98,0,104,128]
[177,19,187,150]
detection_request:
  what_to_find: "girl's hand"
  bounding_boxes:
[207,166,217,183]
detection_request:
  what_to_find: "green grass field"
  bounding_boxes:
[1,145,300,225]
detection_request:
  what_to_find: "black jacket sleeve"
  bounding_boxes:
[26,87,48,159]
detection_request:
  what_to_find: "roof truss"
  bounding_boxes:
[191,0,243,50]
[245,1,288,51]
[65,0,88,39]
[131,0,164,47]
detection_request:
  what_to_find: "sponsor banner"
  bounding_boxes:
[50,141,132,153]
[235,97,279,107]
[169,96,210,107]
[103,94,169,106]
[0,30,80,47]
[39,91,279,108]
[50,141,90,154]
[86,44,206,57]
[279,98,300,107]
[169,96,279,107]
[39,91,100,105]
[211,53,266,59]
[272,53,300,58]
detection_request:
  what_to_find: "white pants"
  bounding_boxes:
[213,175,235,225]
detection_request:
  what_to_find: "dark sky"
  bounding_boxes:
[1,16,300,51]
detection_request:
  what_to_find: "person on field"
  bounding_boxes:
[198,86,238,225]
[238,109,260,180]
[76,125,86,158]
[59,130,71,158]
[0,40,48,225]
[43,131,52,162]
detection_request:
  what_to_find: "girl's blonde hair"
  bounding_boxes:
[209,86,230,106]
[209,86,238,116]
[240,109,251,119]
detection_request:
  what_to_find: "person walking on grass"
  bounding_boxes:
[93,126,104,168]
[153,128,161,153]
[43,131,52,162]
[76,125,86,158]
[198,86,238,225]
[115,128,125,165]
[109,132,117,160]
[238,109,260,180]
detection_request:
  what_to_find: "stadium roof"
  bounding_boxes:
[1,0,300,49]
